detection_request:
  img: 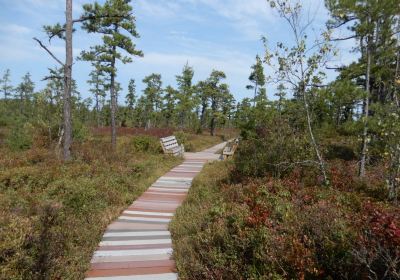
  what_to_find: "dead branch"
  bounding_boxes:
[33,37,64,66]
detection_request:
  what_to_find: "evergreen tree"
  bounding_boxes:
[125,79,136,126]
[163,85,177,127]
[142,73,163,129]
[87,67,106,127]
[206,70,227,136]
[196,80,210,129]
[246,55,266,106]
[175,63,195,128]
[1,69,13,100]
[325,0,400,177]
[81,0,143,149]
[15,72,35,114]
[126,79,136,110]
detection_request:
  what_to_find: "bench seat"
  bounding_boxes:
[222,138,239,159]
[160,136,184,156]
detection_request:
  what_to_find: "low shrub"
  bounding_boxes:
[0,135,181,279]
[131,135,162,153]
[234,130,311,179]
[325,144,356,161]
[6,123,32,151]
[171,161,400,280]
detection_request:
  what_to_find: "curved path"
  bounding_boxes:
[85,142,226,280]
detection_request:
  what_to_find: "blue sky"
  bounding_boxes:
[0,0,356,104]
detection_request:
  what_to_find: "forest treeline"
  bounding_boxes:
[0,64,236,141]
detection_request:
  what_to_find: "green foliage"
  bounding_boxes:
[80,0,143,73]
[131,135,161,153]
[246,54,266,105]
[175,63,196,127]
[72,119,89,142]
[0,69,13,100]
[234,126,311,179]
[6,123,32,151]
[174,131,188,146]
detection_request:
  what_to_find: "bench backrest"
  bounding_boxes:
[160,136,179,152]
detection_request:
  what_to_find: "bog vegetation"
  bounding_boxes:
[171,0,400,279]
[1,0,400,279]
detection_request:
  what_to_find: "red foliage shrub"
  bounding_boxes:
[352,202,400,278]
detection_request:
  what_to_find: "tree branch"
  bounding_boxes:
[326,65,345,70]
[330,34,357,41]
[33,37,64,66]
[72,13,131,23]
[42,75,63,81]
[328,17,357,29]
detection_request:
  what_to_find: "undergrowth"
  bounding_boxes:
[0,135,181,279]
[170,160,400,279]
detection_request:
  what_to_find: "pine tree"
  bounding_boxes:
[207,70,227,136]
[1,69,13,100]
[15,72,35,114]
[142,74,163,129]
[87,67,105,127]
[81,0,143,149]
[246,55,266,106]
[325,0,400,177]
[126,79,136,110]
[125,79,136,126]
[196,80,210,129]
[163,85,177,127]
[175,63,195,128]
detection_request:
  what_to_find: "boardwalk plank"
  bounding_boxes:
[85,142,226,279]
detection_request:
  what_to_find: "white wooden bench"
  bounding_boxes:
[160,136,185,156]
[222,138,239,159]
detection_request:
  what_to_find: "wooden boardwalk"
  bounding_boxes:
[85,142,226,280]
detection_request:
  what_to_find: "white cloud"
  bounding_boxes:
[0,23,32,34]
[136,0,277,40]
[137,1,181,18]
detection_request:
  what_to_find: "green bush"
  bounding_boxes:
[174,131,188,145]
[234,129,310,179]
[72,120,89,142]
[325,144,356,161]
[6,123,32,151]
[131,135,161,153]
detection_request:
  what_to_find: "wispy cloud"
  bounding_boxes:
[0,23,32,34]
[136,0,277,40]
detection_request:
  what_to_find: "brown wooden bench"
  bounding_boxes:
[160,136,185,156]
[222,138,239,159]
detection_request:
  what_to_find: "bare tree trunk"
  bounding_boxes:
[200,100,207,128]
[394,49,400,107]
[145,119,151,130]
[210,98,216,136]
[110,52,117,150]
[254,81,258,107]
[95,93,100,127]
[63,0,73,161]
[302,86,329,185]
[359,39,372,177]
[210,117,216,136]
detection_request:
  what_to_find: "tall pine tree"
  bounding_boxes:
[81,0,143,149]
